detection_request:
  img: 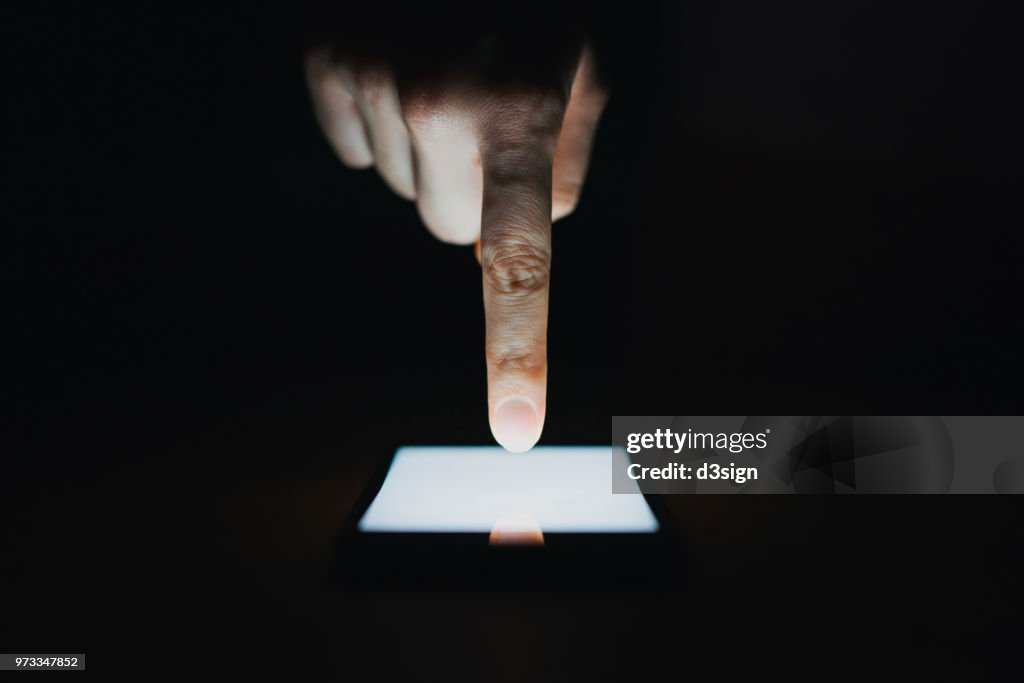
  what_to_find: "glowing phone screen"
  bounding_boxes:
[358,446,658,533]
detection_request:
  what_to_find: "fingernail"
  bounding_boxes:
[493,396,541,453]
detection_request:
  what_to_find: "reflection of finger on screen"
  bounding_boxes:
[489,512,544,546]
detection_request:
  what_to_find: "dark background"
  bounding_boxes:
[4,1,1022,679]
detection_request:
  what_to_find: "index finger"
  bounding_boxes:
[477,96,563,453]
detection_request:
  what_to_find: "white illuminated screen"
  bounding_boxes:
[358,446,659,533]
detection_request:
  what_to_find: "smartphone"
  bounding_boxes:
[336,446,681,589]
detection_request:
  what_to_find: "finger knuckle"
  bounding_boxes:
[481,90,565,149]
[482,234,550,296]
[487,347,546,374]
[482,140,548,183]
[353,66,392,105]
[400,88,451,136]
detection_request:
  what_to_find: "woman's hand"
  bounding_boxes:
[305,39,607,452]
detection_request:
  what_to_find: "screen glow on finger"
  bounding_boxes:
[358,446,659,533]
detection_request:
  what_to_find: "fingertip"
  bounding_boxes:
[338,150,375,170]
[551,196,578,222]
[381,171,417,201]
[417,205,479,244]
[491,396,543,453]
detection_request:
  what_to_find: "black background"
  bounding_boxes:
[4,1,1022,679]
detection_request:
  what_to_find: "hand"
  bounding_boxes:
[305,37,607,452]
